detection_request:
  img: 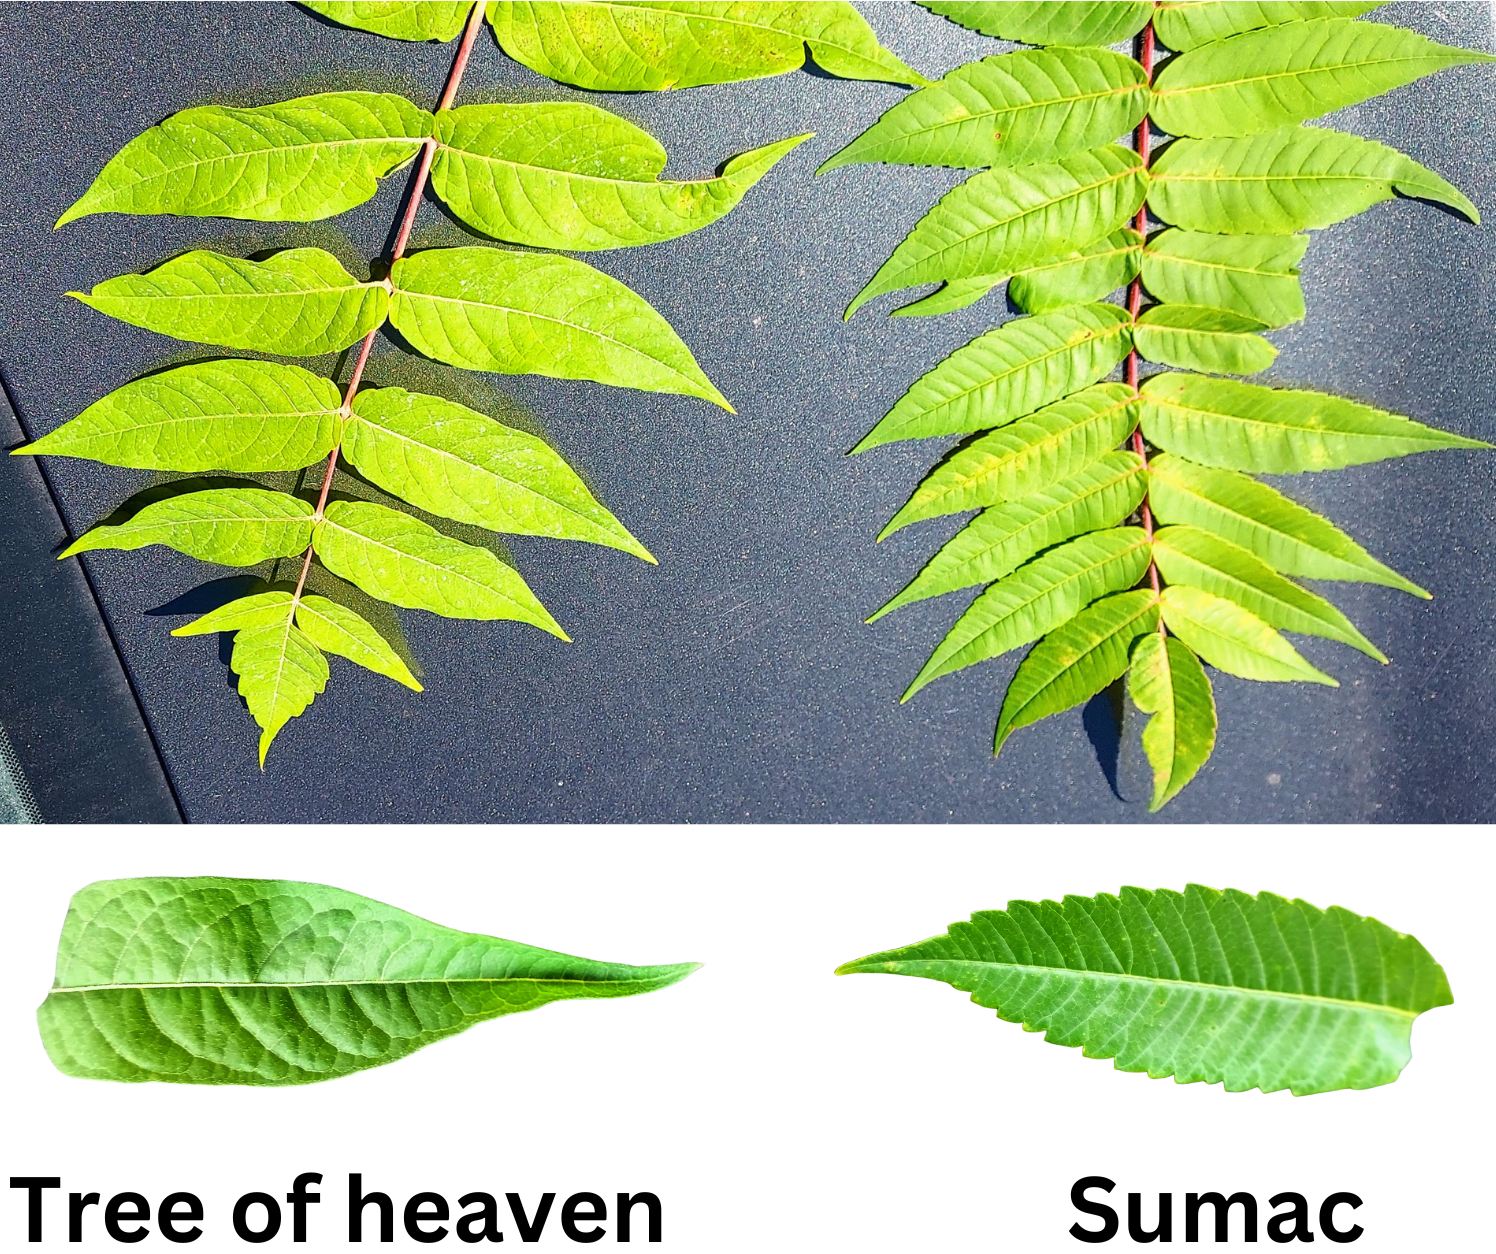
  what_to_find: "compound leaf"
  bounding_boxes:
[57,93,433,227]
[1151,17,1492,139]
[38,876,699,1083]
[172,590,296,637]
[1148,454,1427,595]
[485,0,928,91]
[388,247,729,409]
[854,303,1132,451]
[1134,307,1276,375]
[906,527,1151,700]
[1154,2,1388,52]
[870,451,1146,620]
[232,622,329,766]
[1152,524,1386,660]
[1141,229,1307,327]
[995,588,1160,753]
[835,882,1451,1095]
[1129,633,1216,811]
[432,102,808,249]
[73,249,387,357]
[1160,583,1337,685]
[1149,127,1479,234]
[921,0,1152,47]
[846,144,1148,318]
[313,499,567,637]
[345,385,652,560]
[14,360,343,473]
[881,382,1139,537]
[818,48,1148,174]
[1008,227,1143,314]
[300,1,473,41]
[295,594,423,691]
[61,488,314,566]
[1140,373,1488,472]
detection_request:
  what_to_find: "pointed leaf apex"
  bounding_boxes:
[55,200,90,229]
[9,444,35,456]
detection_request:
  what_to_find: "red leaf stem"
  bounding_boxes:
[1128,18,1163,604]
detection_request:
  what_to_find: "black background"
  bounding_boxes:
[2,1,1493,822]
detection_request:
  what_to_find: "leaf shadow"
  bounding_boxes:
[1083,678,1127,802]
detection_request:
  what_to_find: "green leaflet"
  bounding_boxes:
[484,0,928,91]
[880,382,1139,537]
[921,0,1152,47]
[232,622,330,765]
[818,48,1148,174]
[313,499,566,636]
[173,591,298,637]
[995,588,1160,753]
[892,276,1003,318]
[432,102,809,250]
[295,594,423,691]
[1151,17,1494,139]
[854,303,1133,451]
[61,488,314,566]
[1148,454,1427,596]
[1128,633,1216,811]
[38,877,698,1084]
[300,1,473,41]
[1152,524,1386,661]
[871,452,1146,620]
[1141,229,1308,328]
[846,145,1148,318]
[905,528,1151,700]
[57,93,432,227]
[1132,307,1277,376]
[14,360,342,473]
[1008,228,1142,314]
[388,247,730,409]
[1149,127,1479,234]
[345,385,652,559]
[1160,584,1337,686]
[835,883,1451,1095]
[1153,2,1389,52]
[1139,373,1488,472]
[73,248,387,356]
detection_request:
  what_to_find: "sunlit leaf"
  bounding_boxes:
[1133,308,1277,375]
[920,0,1152,47]
[232,622,329,766]
[1129,632,1216,811]
[1153,2,1388,52]
[1141,229,1307,327]
[300,1,473,41]
[295,594,423,690]
[1160,583,1337,685]
[61,488,315,566]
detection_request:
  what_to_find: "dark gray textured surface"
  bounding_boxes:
[1,1,1493,823]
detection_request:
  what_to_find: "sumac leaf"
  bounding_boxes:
[1153,1,1388,52]
[231,621,329,765]
[1141,229,1308,327]
[295,594,423,691]
[1132,308,1277,376]
[1160,583,1337,685]
[1129,633,1216,811]
[173,591,296,637]
[61,488,315,566]
[300,1,473,41]
[1008,227,1143,314]
[921,0,1153,47]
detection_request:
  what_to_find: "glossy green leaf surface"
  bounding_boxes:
[15,360,342,473]
[995,588,1160,752]
[1139,374,1487,472]
[1133,307,1277,375]
[836,883,1451,1095]
[389,247,729,408]
[1129,633,1216,811]
[1141,229,1308,327]
[846,145,1148,318]
[1152,524,1386,661]
[39,877,698,1084]
[1008,227,1142,314]
[1151,18,1492,139]
[300,1,473,41]
[881,382,1139,537]
[61,488,314,566]
[74,249,387,356]
[871,452,1146,620]
[485,0,928,91]
[173,591,297,638]
[1149,127,1479,234]
[1148,454,1427,595]
[295,594,423,691]
[57,93,432,227]
[819,48,1147,174]
[345,385,651,559]
[921,0,1152,46]
[1153,2,1388,52]
[233,622,330,765]
[906,528,1151,700]
[1160,584,1337,685]
[432,102,808,249]
[313,500,566,636]
[854,303,1132,451]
